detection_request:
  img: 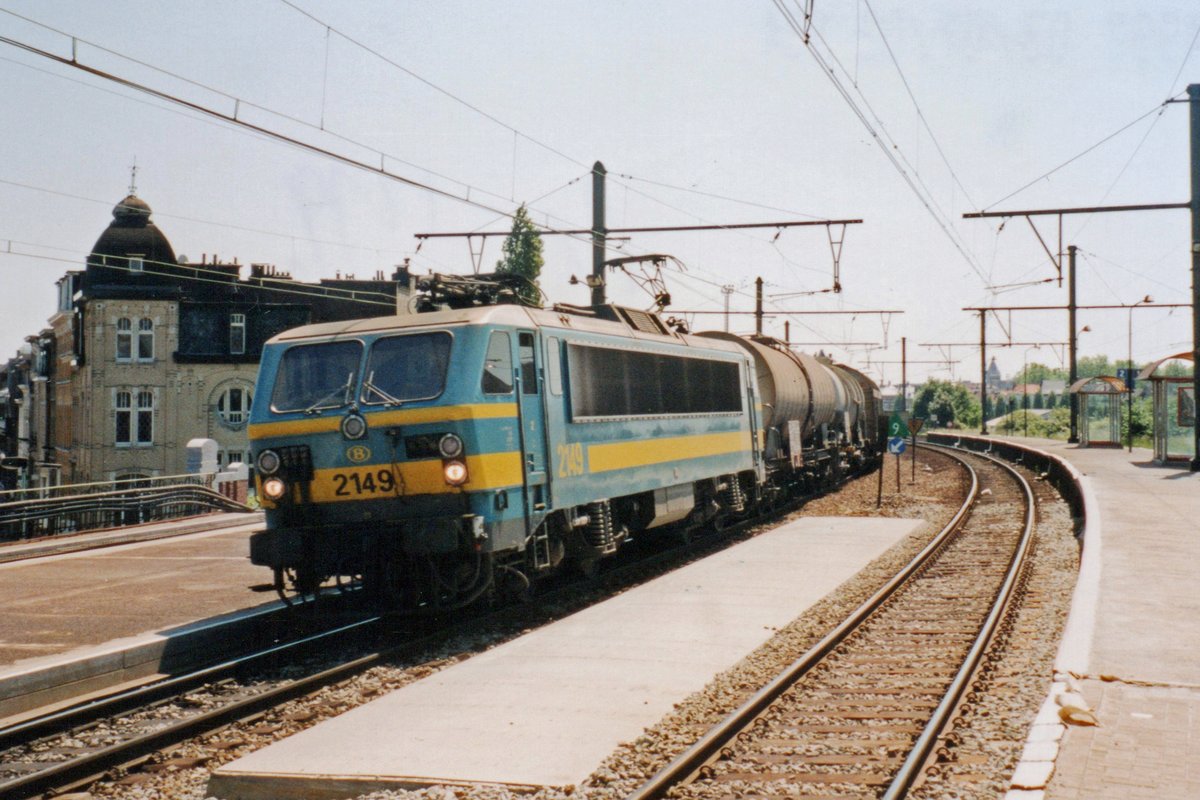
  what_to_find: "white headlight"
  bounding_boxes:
[438,433,464,458]
[341,413,367,440]
[443,460,468,485]
[257,450,280,475]
[262,477,288,499]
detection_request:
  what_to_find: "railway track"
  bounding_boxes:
[0,613,394,799]
[627,445,1035,800]
[0,467,871,800]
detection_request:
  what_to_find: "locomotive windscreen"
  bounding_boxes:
[270,340,362,413]
[362,332,452,404]
[567,344,741,418]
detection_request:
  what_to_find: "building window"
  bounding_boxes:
[137,318,154,361]
[230,313,246,355]
[115,390,132,445]
[216,385,252,429]
[116,318,132,362]
[223,451,245,468]
[129,256,144,273]
[57,276,76,313]
[136,390,154,445]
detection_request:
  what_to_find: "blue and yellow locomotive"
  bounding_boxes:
[248,299,880,610]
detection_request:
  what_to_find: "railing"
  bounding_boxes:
[0,473,207,504]
[0,480,251,543]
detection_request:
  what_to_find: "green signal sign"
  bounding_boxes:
[888,413,910,438]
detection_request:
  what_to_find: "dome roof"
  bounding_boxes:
[90,194,176,265]
[113,194,151,220]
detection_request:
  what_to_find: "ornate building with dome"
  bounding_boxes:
[3,190,410,487]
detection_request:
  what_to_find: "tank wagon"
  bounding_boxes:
[247,302,882,610]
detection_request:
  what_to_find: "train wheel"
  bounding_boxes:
[274,566,323,607]
[334,556,365,595]
[577,556,601,580]
[497,563,534,603]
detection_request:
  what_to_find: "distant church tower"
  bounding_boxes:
[985,357,1002,387]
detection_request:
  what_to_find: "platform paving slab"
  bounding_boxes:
[0,518,277,720]
[208,515,922,800]
[960,436,1200,800]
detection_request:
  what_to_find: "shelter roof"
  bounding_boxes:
[1068,375,1128,394]
[1136,352,1194,381]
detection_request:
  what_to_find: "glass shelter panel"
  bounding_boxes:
[1081,394,1120,446]
[1157,381,1196,461]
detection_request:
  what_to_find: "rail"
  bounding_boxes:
[0,482,250,542]
[625,449,985,800]
[924,432,1083,519]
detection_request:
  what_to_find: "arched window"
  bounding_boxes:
[216,385,253,429]
[137,318,154,361]
[116,318,132,362]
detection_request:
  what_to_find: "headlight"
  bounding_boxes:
[341,413,367,440]
[262,477,288,500]
[443,459,468,486]
[257,449,280,475]
[438,433,464,458]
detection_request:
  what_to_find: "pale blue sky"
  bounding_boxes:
[2,1,1197,387]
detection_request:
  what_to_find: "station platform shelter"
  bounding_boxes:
[1067,375,1127,447]
[1136,352,1194,463]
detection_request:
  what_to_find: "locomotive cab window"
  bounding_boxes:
[270,340,363,413]
[546,337,563,396]
[567,344,741,418]
[481,331,513,394]
[518,332,537,394]
[362,332,452,405]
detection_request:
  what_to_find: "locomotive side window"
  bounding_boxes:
[270,340,363,413]
[567,344,741,418]
[546,337,563,396]
[518,333,537,394]
[362,332,452,404]
[481,332,513,394]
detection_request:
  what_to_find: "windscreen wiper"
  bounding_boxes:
[362,370,404,406]
[303,372,354,415]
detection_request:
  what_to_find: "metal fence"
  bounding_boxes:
[0,472,208,504]
[0,476,252,543]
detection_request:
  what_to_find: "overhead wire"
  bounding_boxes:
[614,180,835,281]
[1,4,888,321]
[771,0,991,288]
[1068,21,1200,240]
[860,0,979,210]
[275,0,589,171]
[612,173,828,219]
[981,100,1177,211]
[0,8,596,239]
[0,175,403,256]
[1,10,816,311]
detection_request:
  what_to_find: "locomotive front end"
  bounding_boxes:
[248,314,523,609]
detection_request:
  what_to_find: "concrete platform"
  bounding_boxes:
[208,516,921,799]
[0,513,276,721]
[943,436,1200,800]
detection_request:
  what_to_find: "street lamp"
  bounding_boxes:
[1128,296,1153,452]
